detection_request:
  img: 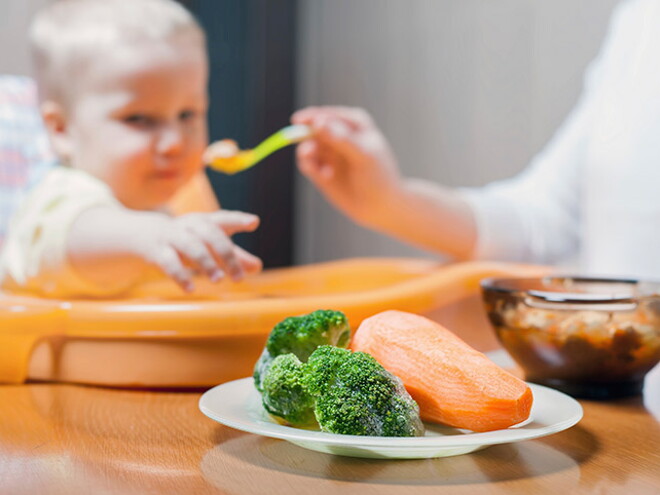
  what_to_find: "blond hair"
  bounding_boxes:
[29,0,205,103]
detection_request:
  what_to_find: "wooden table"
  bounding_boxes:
[1,355,658,495]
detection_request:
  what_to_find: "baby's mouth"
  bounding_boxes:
[152,170,181,180]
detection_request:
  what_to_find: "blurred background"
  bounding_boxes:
[0,0,620,267]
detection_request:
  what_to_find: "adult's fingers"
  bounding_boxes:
[291,106,321,125]
[294,107,374,164]
[321,106,373,129]
[296,140,336,184]
[292,106,371,131]
[296,139,322,176]
[310,114,367,163]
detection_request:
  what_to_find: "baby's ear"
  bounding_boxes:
[40,100,73,164]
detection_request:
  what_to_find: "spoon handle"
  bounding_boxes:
[250,124,312,164]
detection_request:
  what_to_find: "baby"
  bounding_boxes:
[0,0,262,297]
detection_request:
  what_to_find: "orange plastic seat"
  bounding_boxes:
[0,259,548,387]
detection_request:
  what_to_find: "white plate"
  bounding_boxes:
[199,377,583,459]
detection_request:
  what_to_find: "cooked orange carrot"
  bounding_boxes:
[351,310,533,432]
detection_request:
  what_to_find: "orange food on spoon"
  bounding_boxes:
[351,310,533,432]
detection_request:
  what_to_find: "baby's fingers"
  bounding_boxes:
[188,223,245,281]
[152,245,195,292]
[234,245,263,275]
[209,210,260,236]
[170,235,224,283]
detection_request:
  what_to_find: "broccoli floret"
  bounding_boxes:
[304,346,424,437]
[266,309,350,359]
[253,312,423,437]
[254,310,350,391]
[260,354,317,426]
[253,348,275,393]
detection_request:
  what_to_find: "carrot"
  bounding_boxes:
[351,310,533,432]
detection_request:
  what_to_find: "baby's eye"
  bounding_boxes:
[123,114,156,127]
[179,110,197,122]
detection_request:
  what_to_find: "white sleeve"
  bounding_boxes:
[0,167,132,297]
[459,0,633,264]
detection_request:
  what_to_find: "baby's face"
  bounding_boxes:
[64,35,209,210]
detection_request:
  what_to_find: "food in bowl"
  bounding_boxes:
[481,276,660,398]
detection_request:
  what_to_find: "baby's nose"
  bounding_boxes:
[156,123,184,155]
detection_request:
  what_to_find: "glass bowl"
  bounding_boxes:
[481,276,660,399]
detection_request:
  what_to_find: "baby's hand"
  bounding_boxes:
[142,210,261,292]
[291,106,402,225]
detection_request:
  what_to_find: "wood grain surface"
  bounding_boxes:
[1,362,658,495]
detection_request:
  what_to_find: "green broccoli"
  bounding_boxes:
[254,309,350,391]
[260,354,317,426]
[303,346,424,437]
[258,345,423,436]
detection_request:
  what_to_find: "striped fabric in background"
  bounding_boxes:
[0,75,54,248]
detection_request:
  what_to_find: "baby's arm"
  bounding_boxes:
[292,106,477,260]
[67,207,261,292]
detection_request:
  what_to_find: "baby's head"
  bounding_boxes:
[30,0,209,210]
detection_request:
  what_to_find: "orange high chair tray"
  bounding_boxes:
[0,258,547,388]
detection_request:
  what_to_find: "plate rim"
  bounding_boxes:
[199,377,583,450]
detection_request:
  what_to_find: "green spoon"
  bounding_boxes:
[205,124,311,175]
